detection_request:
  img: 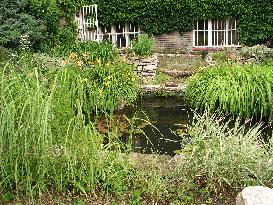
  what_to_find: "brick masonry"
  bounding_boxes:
[154,30,193,53]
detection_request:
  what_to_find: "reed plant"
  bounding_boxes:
[0,62,135,199]
[185,64,273,120]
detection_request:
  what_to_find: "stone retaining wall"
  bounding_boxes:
[128,54,158,79]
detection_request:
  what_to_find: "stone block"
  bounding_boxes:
[236,186,273,205]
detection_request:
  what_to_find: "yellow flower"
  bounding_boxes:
[61,60,68,66]
[69,52,77,59]
[105,63,110,67]
[88,61,94,65]
[82,52,88,58]
[76,60,83,67]
[104,81,111,86]
[96,59,101,64]
[99,89,103,96]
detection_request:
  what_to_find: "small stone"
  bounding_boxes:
[236,186,273,205]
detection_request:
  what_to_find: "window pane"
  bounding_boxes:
[229,19,236,30]
[212,31,216,45]
[116,24,125,33]
[234,31,239,45]
[117,34,126,47]
[228,31,232,45]
[198,21,204,30]
[205,31,208,45]
[198,31,204,46]
[205,21,208,30]
[129,24,138,32]
[216,31,224,45]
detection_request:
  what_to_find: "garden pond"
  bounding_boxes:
[111,95,273,156]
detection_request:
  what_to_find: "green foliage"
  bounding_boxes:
[67,63,140,115]
[0,54,138,198]
[54,41,119,64]
[3,0,271,50]
[0,0,47,49]
[92,0,273,45]
[185,64,273,120]
[130,34,155,57]
[177,113,273,195]
[240,45,273,63]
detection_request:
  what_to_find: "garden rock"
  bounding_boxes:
[236,186,273,205]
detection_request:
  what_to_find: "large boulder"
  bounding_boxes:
[236,186,273,205]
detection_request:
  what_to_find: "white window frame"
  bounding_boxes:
[193,19,240,48]
[97,23,141,48]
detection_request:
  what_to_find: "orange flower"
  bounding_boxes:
[69,52,77,59]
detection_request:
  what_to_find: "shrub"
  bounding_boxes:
[0,0,47,50]
[240,45,273,63]
[185,64,273,120]
[176,113,273,196]
[68,63,140,115]
[130,34,155,57]
[53,41,119,64]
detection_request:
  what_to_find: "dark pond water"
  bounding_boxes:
[116,95,193,156]
[115,95,273,156]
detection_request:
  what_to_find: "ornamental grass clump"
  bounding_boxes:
[0,62,135,198]
[185,64,273,120]
[176,113,273,196]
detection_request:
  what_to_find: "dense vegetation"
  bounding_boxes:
[0,43,140,201]
[185,64,273,120]
[1,0,273,51]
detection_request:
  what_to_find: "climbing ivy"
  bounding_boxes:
[4,0,272,49]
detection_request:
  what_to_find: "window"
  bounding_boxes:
[97,23,141,48]
[193,19,239,47]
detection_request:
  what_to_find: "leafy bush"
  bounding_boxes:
[185,64,273,120]
[130,34,155,57]
[176,113,273,196]
[240,45,273,63]
[66,63,140,115]
[0,0,47,50]
[54,41,119,64]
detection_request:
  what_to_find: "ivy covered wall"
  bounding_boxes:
[90,0,273,46]
[1,0,272,50]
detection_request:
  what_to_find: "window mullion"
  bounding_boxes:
[208,20,212,47]
[226,19,229,46]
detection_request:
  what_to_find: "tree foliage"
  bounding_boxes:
[0,0,47,49]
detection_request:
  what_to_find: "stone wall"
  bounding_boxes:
[154,31,193,53]
[128,54,158,79]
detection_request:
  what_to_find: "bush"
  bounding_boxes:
[130,34,155,57]
[176,113,273,196]
[240,45,273,63]
[65,63,140,115]
[185,64,273,120]
[53,41,119,64]
[0,0,47,50]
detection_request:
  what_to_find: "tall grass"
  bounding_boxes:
[185,64,273,120]
[0,63,134,198]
